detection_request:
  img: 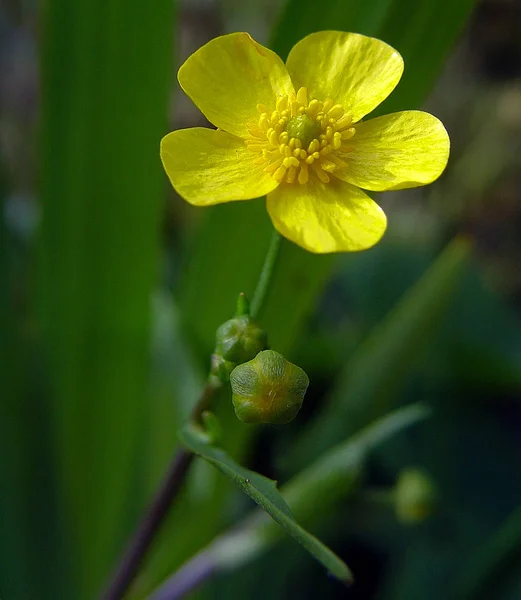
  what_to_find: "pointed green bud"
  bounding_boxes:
[215,315,267,364]
[394,468,437,524]
[235,292,250,317]
[230,350,309,424]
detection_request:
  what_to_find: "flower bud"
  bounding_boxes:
[394,468,437,524]
[215,315,267,364]
[230,350,309,424]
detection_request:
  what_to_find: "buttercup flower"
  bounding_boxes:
[161,31,449,253]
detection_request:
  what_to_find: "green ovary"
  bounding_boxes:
[286,114,321,149]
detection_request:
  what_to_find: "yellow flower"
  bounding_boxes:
[161,31,449,253]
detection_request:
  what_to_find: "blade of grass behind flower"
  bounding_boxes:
[38,0,175,596]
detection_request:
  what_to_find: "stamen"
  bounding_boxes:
[246,88,356,185]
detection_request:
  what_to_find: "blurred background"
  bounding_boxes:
[1,0,521,598]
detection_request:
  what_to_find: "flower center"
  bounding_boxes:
[286,114,321,149]
[244,87,356,185]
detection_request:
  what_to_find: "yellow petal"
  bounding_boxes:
[178,32,294,139]
[266,178,386,253]
[335,111,450,191]
[286,31,403,123]
[161,128,279,206]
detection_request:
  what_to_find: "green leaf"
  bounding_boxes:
[290,237,471,469]
[179,423,353,584]
[38,0,175,596]
[152,404,428,597]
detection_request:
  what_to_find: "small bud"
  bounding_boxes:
[394,468,437,524]
[210,353,236,383]
[230,350,309,424]
[215,315,268,364]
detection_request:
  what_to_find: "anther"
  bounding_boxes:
[273,165,287,181]
[298,163,309,184]
[276,96,289,112]
[328,105,343,119]
[296,87,308,105]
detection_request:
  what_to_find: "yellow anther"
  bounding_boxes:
[333,133,342,149]
[291,101,299,116]
[273,165,287,181]
[283,156,300,168]
[327,104,344,121]
[284,146,293,157]
[296,87,308,106]
[271,110,280,122]
[313,151,320,159]
[341,128,356,140]
[248,128,265,138]
[279,131,289,144]
[307,140,319,153]
[306,99,321,118]
[322,98,334,112]
[265,158,284,174]
[286,166,297,184]
[293,148,301,158]
[257,103,270,114]
[335,115,353,129]
[298,163,309,184]
[294,138,302,149]
[268,130,278,146]
[326,126,333,139]
[276,96,289,112]
[305,155,315,164]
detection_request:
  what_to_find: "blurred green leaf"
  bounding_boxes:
[38,0,175,596]
[0,173,34,597]
[179,423,353,583]
[453,505,521,600]
[290,237,471,469]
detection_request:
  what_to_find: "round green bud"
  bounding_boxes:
[215,315,267,364]
[230,350,309,424]
[394,468,437,524]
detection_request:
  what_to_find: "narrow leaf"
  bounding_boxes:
[152,404,428,598]
[39,0,175,595]
[179,424,353,583]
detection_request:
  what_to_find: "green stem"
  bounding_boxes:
[250,230,282,319]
